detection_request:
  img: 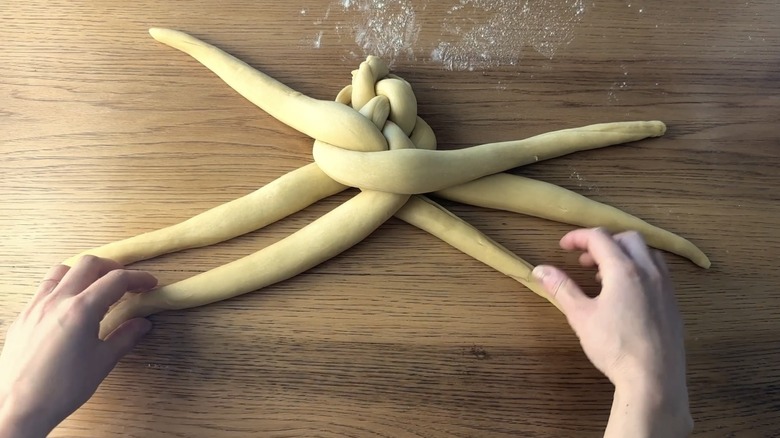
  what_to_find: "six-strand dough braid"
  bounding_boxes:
[61,28,709,339]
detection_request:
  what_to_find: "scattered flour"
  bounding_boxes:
[305,0,586,70]
[607,64,630,102]
[301,0,420,65]
[569,167,600,192]
[433,0,587,71]
[346,0,420,63]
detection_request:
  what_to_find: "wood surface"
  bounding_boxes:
[1,0,779,436]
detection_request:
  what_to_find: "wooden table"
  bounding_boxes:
[2,1,778,436]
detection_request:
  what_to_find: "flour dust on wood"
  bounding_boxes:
[345,0,420,63]
[301,0,420,65]
[432,0,587,71]
[304,0,586,70]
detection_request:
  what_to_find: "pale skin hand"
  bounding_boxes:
[0,231,691,436]
[532,228,693,438]
[0,256,157,438]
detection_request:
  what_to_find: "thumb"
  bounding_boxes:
[532,265,590,318]
[101,317,153,364]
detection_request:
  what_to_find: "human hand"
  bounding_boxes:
[0,256,157,438]
[532,228,692,437]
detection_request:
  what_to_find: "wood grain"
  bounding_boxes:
[1,1,779,436]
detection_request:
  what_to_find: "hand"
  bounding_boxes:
[532,228,692,438]
[0,256,157,438]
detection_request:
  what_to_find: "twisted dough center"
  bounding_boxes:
[313,55,438,189]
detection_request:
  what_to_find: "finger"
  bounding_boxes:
[560,228,631,274]
[54,256,124,298]
[578,252,600,281]
[651,250,676,301]
[79,269,158,315]
[34,265,71,298]
[651,250,671,277]
[532,265,591,319]
[612,231,656,270]
[578,252,596,268]
[101,317,153,366]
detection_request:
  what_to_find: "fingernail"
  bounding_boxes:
[532,265,549,281]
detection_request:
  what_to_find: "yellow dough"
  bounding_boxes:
[436,174,710,268]
[312,121,666,194]
[98,189,408,338]
[64,164,346,266]
[148,28,387,153]
[63,28,710,338]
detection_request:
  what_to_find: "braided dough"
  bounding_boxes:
[62,28,710,338]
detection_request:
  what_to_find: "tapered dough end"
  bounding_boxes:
[149,27,173,41]
[648,120,667,137]
[148,27,205,49]
[149,27,182,41]
[598,120,665,137]
[62,255,78,267]
[694,253,711,269]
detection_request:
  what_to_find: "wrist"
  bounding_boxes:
[606,375,693,438]
[0,391,52,438]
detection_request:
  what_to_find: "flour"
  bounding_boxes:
[607,64,630,102]
[433,0,587,71]
[569,167,599,192]
[306,0,586,70]
[349,0,420,63]
[302,0,420,65]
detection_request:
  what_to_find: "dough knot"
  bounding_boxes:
[313,57,438,192]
